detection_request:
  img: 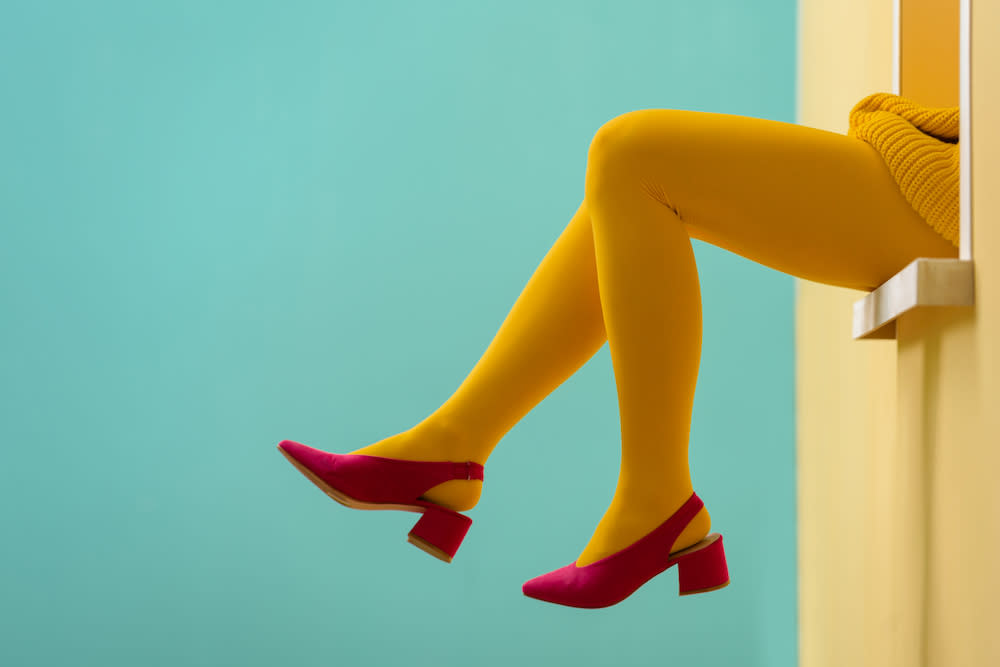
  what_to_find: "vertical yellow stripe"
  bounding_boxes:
[797,0,902,664]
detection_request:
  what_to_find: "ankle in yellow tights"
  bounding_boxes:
[350,419,485,512]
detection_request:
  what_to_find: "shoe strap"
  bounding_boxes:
[451,461,485,482]
[676,492,704,528]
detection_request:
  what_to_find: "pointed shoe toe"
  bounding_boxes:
[278,439,334,475]
[522,564,584,606]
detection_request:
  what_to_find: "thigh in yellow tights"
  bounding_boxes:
[349,108,959,567]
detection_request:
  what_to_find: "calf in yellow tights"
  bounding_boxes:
[342,105,959,582]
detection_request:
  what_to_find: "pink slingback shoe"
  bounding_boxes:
[276,439,483,563]
[522,492,729,608]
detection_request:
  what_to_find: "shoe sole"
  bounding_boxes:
[277,444,455,563]
[678,580,730,595]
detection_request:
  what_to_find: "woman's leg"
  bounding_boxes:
[573,108,957,566]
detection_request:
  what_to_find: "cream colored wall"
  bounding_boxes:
[797,0,1000,666]
[797,1,900,665]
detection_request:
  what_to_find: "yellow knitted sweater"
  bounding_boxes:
[847,92,960,248]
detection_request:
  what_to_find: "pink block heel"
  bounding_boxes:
[675,533,730,595]
[407,504,473,562]
[276,439,483,563]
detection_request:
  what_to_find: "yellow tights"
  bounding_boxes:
[350,108,959,567]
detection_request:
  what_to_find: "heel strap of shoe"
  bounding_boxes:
[452,461,485,481]
[677,492,704,527]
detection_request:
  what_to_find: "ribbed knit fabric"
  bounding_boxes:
[847,92,960,248]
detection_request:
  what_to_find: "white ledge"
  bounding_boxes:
[852,258,975,340]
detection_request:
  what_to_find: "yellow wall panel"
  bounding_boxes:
[900,0,960,106]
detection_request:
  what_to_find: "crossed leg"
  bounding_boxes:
[350,107,959,566]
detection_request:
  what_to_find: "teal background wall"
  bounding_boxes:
[0,1,797,665]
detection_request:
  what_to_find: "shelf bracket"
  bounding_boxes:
[852,258,975,339]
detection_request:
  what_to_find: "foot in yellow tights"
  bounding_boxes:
[348,420,485,512]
